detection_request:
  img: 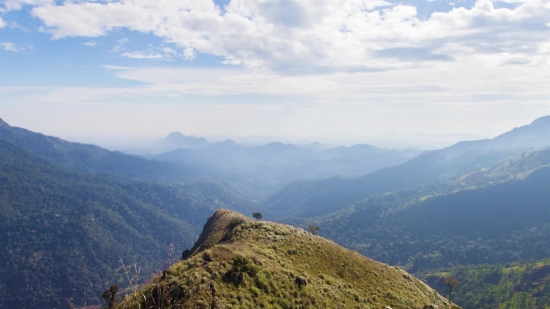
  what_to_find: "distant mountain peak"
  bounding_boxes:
[218,139,237,145]
[163,131,203,140]
[154,131,210,151]
[0,118,11,128]
[166,131,187,138]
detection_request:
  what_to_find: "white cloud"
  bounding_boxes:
[110,38,129,52]
[1,0,53,12]
[82,41,96,46]
[102,65,131,70]
[182,47,195,60]
[1,42,18,51]
[1,0,548,142]
[122,51,163,59]
[23,0,549,72]
[0,16,5,28]
[160,47,176,54]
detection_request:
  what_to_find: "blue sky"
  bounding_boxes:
[0,0,548,148]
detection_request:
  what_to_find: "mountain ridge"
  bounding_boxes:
[117,209,461,309]
[0,118,199,181]
[264,116,550,218]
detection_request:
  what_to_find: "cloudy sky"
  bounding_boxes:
[0,0,548,147]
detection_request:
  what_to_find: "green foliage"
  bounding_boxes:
[443,276,459,301]
[423,259,550,309]
[101,284,119,308]
[0,140,254,309]
[307,225,320,235]
[252,212,262,220]
[227,256,259,283]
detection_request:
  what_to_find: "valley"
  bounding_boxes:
[0,116,548,309]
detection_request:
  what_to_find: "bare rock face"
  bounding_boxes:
[118,209,461,309]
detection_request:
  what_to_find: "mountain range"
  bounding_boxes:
[0,115,548,309]
[264,116,550,218]
[0,118,200,182]
[155,138,423,195]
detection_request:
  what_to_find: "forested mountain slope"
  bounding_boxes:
[0,140,254,309]
[288,155,550,273]
[424,259,550,309]
[117,209,460,309]
[265,116,550,218]
[0,118,199,181]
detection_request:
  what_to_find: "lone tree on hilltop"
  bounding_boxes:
[443,276,459,302]
[307,225,320,235]
[252,212,262,220]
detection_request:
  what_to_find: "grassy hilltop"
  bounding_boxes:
[117,209,460,309]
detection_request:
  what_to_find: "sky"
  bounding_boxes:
[0,0,549,148]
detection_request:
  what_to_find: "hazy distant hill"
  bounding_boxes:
[117,209,460,309]
[265,116,550,218]
[152,131,210,152]
[449,115,550,152]
[288,149,550,273]
[0,118,199,181]
[0,140,256,309]
[156,138,422,187]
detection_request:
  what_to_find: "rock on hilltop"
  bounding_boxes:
[118,209,460,309]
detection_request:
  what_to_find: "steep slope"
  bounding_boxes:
[117,209,460,309]
[289,152,550,273]
[265,116,550,218]
[0,118,198,181]
[0,140,255,309]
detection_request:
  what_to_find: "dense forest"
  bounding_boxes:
[424,259,550,309]
[0,139,255,309]
[293,170,549,270]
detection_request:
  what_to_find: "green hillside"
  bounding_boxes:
[423,259,550,309]
[0,139,254,309]
[116,209,461,309]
